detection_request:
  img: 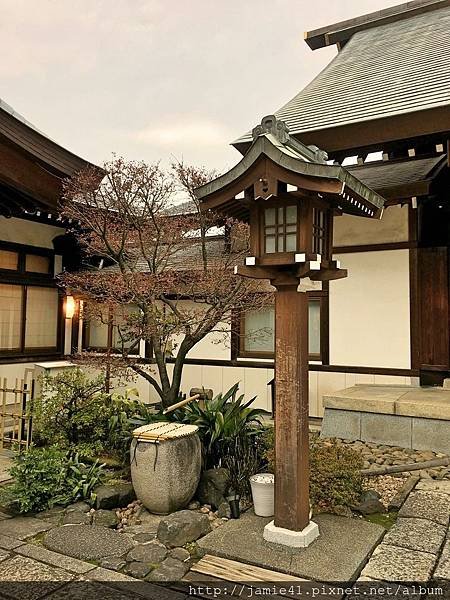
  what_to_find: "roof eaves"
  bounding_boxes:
[198,130,385,212]
[304,0,450,50]
[0,100,100,177]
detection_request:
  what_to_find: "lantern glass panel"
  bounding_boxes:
[265,208,276,226]
[286,234,296,251]
[264,205,298,254]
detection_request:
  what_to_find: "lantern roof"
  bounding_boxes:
[196,116,386,221]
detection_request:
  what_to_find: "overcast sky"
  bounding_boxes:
[1,0,401,171]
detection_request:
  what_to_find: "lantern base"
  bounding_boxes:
[263,520,319,548]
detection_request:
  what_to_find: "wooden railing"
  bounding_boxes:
[0,378,33,451]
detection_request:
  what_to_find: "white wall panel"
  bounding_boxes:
[330,250,410,369]
[0,217,64,249]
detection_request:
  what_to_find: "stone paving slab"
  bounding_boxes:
[16,543,96,574]
[356,578,422,600]
[85,568,188,600]
[43,524,134,560]
[361,543,436,582]
[198,511,384,582]
[0,517,53,540]
[398,491,450,526]
[434,539,450,581]
[0,549,9,562]
[0,533,24,550]
[0,555,73,600]
[416,480,450,495]
[45,581,137,600]
[383,517,447,555]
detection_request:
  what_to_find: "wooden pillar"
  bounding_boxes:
[274,284,310,531]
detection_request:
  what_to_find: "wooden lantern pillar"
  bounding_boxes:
[195,115,385,547]
[274,283,310,532]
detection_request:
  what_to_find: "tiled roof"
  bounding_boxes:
[0,98,98,176]
[233,4,450,146]
[347,155,446,190]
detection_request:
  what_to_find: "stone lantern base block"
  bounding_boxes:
[263,520,319,548]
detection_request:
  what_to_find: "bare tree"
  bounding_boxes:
[60,157,269,407]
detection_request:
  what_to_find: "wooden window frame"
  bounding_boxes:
[0,241,62,359]
[0,241,54,279]
[262,203,298,255]
[82,306,141,357]
[235,287,329,363]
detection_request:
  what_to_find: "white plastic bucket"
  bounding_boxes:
[250,473,275,517]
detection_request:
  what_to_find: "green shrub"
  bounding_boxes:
[309,438,363,512]
[107,389,162,463]
[260,428,363,513]
[33,368,112,458]
[173,383,267,469]
[9,446,105,513]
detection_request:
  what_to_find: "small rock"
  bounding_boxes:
[200,507,209,514]
[93,509,119,529]
[170,547,190,562]
[148,557,189,582]
[127,541,168,563]
[62,511,92,525]
[157,510,212,547]
[353,498,386,515]
[333,505,353,518]
[35,506,65,523]
[126,561,151,579]
[188,501,200,510]
[217,502,231,519]
[93,483,136,510]
[65,501,90,513]
[100,557,126,571]
[196,468,229,509]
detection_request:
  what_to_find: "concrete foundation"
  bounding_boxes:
[263,520,319,548]
[321,385,450,454]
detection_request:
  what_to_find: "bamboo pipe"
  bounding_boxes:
[162,394,200,415]
[361,457,450,477]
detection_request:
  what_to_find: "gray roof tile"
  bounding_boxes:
[347,155,445,189]
[234,5,450,144]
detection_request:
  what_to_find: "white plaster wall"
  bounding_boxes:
[333,204,409,247]
[0,217,65,249]
[330,249,411,369]
[0,360,419,418]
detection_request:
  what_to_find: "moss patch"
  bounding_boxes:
[364,511,398,530]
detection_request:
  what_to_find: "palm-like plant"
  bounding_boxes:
[173,383,267,468]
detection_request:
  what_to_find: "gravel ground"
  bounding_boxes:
[333,438,450,480]
[366,475,407,508]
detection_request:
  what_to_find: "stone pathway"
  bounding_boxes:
[360,479,450,584]
[0,526,187,600]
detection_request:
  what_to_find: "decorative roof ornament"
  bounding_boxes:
[307,144,329,164]
[252,115,290,144]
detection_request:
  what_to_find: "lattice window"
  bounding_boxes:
[312,208,327,256]
[264,205,297,254]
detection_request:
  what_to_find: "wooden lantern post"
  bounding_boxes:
[195,115,385,547]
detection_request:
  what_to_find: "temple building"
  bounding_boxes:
[0,99,95,386]
[0,0,449,450]
[173,0,450,420]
